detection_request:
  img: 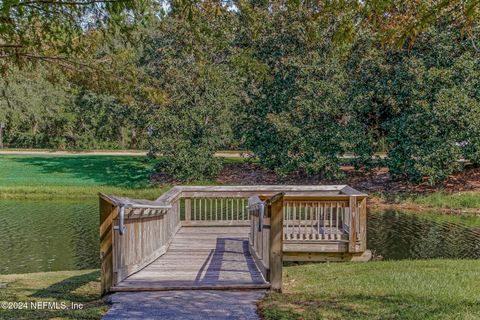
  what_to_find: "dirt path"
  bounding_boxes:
[0,150,148,156]
[102,290,266,320]
[0,149,245,157]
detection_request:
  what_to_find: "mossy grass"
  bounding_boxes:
[260,259,480,320]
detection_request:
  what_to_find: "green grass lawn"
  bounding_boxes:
[0,155,166,199]
[0,154,242,199]
[0,270,105,320]
[1,261,478,320]
[260,260,480,320]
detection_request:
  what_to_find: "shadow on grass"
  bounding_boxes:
[14,156,155,188]
[0,271,104,320]
[261,292,480,320]
[31,271,100,302]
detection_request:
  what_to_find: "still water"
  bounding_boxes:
[0,200,479,274]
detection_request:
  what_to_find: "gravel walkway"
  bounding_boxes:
[102,290,266,320]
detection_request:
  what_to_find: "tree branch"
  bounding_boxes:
[16,0,128,6]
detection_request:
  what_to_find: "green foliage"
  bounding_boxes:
[350,27,480,184]
[0,0,154,68]
[142,15,240,181]
[0,67,146,149]
[2,1,480,184]
[235,7,361,179]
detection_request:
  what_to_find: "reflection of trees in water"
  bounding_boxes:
[69,202,100,270]
[0,200,99,274]
[368,210,480,260]
[0,201,74,273]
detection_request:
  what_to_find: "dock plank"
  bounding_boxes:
[115,227,267,290]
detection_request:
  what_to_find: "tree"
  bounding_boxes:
[141,13,241,180]
[0,0,155,67]
[348,24,480,183]
[234,3,367,178]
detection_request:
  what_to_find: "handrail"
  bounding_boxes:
[102,186,366,212]
[155,185,367,203]
[101,185,367,294]
[99,193,172,209]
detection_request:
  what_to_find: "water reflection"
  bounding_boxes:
[0,200,99,274]
[0,201,479,274]
[368,210,480,260]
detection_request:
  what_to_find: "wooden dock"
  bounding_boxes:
[112,227,269,291]
[100,185,368,294]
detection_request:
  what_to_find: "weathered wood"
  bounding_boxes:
[283,241,349,253]
[99,196,116,296]
[111,283,271,292]
[184,198,191,222]
[283,250,372,262]
[348,196,358,252]
[358,197,367,252]
[102,185,367,293]
[268,193,284,292]
[181,220,250,227]
[115,227,267,291]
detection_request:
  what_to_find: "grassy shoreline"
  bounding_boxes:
[260,260,480,320]
[1,260,479,320]
[2,154,480,210]
[0,185,168,200]
[1,154,479,319]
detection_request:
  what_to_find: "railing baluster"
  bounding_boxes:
[320,202,326,239]
[285,202,289,240]
[309,202,313,240]
[221,198,224,220]
[303,202,306,240]
[328,202,333,239]
[193,197,197,221]
[203,198,206,221]
[236,198,240,221]
[243,198,246,220]
[336,202,340,240]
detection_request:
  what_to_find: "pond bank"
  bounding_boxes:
[2,154,480,213]
[260,260,480,320]
[1,260,479,320]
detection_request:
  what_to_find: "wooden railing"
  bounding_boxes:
[100,185,367,294]
[283,200,350,241]
[182,197,249,226]
[280,195,367,259]
[99,193,181,295]
[248,193,284,292]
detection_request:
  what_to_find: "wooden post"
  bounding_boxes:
[268,193,284,292]
[358,197,367,252]
[184,198,191,223]
[99,195,117,295]
[348,196,357,252]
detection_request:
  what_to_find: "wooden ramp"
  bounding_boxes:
[112,227,270,291]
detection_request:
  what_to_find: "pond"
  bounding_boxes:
[0,200,479,274]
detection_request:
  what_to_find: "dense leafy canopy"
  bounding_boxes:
[1,0,480,183]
